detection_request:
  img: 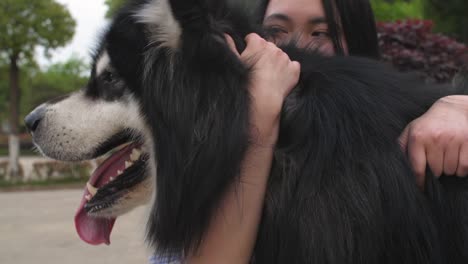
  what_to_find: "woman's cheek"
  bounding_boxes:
[318,41,336,56]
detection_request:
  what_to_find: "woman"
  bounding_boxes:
[153,0,468,263]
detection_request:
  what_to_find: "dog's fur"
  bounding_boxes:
[27,0,468,263]
[454,65,468,91]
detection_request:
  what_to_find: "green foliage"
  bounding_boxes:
[424,0,468,42]
[23,56,89,115]
[0,0,75,61]
[370,0,468,42]
[105,0,127,18]
[370,0,425,21]
[0,56,89,128]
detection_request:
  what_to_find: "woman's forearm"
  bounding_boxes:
[187,139,276,264]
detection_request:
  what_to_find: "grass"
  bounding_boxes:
[0,148,40,156]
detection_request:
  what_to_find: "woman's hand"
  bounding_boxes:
[400,95,468,188]
[226,33,301,146]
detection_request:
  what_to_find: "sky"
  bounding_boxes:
[38,0,109,67]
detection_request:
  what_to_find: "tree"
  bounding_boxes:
[104,0,127,18]
[25,56,89,110]
[0,61,8,122]
[0,0,75,179]
[0,56,88,131]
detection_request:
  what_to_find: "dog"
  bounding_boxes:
[25,0,468,262]
[454,65,468,91]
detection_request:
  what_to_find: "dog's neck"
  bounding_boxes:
[453,66,468,93]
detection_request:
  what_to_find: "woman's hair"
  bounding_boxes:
[253,0,380,59]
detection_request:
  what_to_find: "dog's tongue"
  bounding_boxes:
[74,144,135,245]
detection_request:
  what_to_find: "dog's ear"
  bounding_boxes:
[134,0,225,50]
[134,0,186,50]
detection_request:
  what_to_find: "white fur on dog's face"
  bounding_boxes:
[32,91,144,161]
[31,51,150,161]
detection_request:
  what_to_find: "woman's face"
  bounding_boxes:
[263,0,347,55]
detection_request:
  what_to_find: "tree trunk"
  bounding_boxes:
[7,53,20,181]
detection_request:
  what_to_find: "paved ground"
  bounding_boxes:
[0,189,150,264]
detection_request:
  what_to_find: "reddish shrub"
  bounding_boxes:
[377,20,468,83]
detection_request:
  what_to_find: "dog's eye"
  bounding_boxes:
[102,71,114,83]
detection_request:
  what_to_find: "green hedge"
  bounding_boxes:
[370,0,425,21]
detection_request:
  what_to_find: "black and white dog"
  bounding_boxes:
[25,0,468,263]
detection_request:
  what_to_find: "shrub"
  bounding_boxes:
[424,0,468,43]
[377,19,468,83]
[370,0,424,22]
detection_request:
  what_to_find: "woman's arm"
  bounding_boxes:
[186,143,274,264]
[400,95,468,187]
[186,33,300,264]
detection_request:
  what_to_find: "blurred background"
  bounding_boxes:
[0,0,467,263]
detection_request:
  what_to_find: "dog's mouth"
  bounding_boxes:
[74,138,149,245]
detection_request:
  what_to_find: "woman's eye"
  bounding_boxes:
[311,31,330,38]
[271,27,288,34]
[265,26,288,37]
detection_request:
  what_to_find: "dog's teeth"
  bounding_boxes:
[125,161,133,169]
[117,170,123,175]
[130,149,142,161]
[110,176,115,181]
[86,182,98,196]
[85,194,92,201]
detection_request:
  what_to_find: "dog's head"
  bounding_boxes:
[24,18,153,244]
[25,0,254,246]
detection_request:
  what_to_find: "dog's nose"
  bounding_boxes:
[25,105,46,133]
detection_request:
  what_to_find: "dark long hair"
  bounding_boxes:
[254,0,380,59]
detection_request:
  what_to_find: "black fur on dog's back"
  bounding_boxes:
[257,48,468,263]
[106,0,468,263]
